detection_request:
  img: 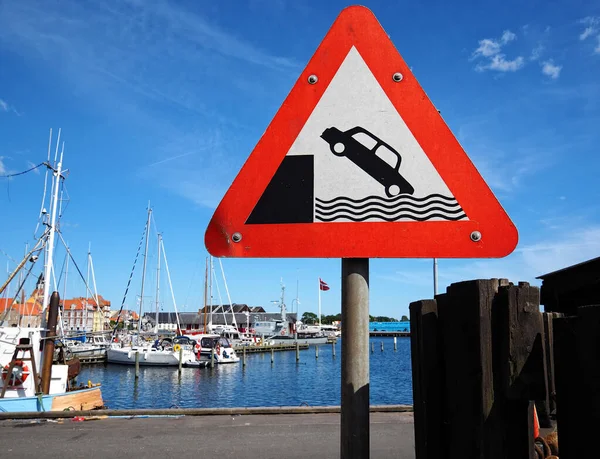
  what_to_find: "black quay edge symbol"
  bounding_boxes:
[320,126,415,197]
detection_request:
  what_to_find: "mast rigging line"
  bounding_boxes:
[0,162,45,178]
[111,222,148,340]
[56,232,101,309]
[0,243,45,324]
[0,229,49,297]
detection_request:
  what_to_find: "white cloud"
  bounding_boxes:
[596,36,600,54]
[579,17,599,40]
[471,30,524,73]
[501,30,517,44]
[486,54,524,72]
[0,99,8,111]
[473,38,501,58]
[541,60,562,79]
[0,157,6,175]
[0,0,300,207]
[581,26,595,41]
[530,43,544,61]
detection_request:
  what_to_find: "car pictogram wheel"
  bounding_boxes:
[332,142,346,156]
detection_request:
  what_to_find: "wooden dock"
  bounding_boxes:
[369,331,410,337]
[233,343,309,353]
[77,355,107,364]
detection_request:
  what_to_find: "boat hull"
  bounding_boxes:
[269,336,329,345]
[107,347,195,366]
[0,387,103,413]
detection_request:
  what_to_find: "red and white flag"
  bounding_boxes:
[319,278,330,291]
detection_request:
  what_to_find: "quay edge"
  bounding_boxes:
[0,404,413,420]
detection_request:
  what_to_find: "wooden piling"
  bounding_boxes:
[554,305,600,458]
[371,342,374,353]
[135,351,140,379]
[315,345,319,359]
[41,292,60,394]
[178,347,183,375]
[410,299,443,459]
[410,279,545,459]
[243,346,246,367]
[296,341,300,362]
[271,347,274,364]
[380,341,384,352]
[393,337,397,351]
[332,342,336,357]
[210,347,215,368]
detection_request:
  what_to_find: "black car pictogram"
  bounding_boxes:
[320,126,414,197]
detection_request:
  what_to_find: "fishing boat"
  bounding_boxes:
[253,282,329,346]
[0,130,103,412]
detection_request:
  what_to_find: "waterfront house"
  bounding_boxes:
[61,295,111,333]
[143,304,297,333]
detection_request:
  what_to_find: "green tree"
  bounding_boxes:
[301,312,318,324]
[401,315,409,321]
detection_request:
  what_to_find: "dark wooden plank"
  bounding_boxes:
[498,282,546,402]
[438,279,499,459]
[572,305,600,456]
[410,299,443,459]
[490,282,542,458]
[553,315,580,459]
[537,312,560,428]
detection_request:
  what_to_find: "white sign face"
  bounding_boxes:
[247,47,468,225]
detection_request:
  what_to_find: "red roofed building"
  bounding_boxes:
[0,291,44,327]
[62,295,111,333]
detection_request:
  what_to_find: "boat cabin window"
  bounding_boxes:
[201,337,219,348]
[218,337,231,348]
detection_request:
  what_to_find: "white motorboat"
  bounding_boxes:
[63,335,110,359]
[185,333,240,364]
[107,343,196,366]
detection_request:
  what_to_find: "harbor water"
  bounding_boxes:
[78,337,413,409]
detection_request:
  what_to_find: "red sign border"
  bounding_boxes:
[205,6,518,258]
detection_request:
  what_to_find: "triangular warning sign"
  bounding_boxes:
[205,5,518,258]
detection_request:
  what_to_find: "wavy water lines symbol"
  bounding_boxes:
[315,194,467,222]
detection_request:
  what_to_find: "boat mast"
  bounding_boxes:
[89,250,101,332]
[280,281,286,323]
[84,244,90,334]
[160,237,182,335]
[155,233,161,334]
[137,205,152,333]
[61,248,69,334]
[219,259,238,331]
[203,257,208,333]
[41,137,63,320]
[209,256,213,329]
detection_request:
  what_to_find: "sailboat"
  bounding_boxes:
[107,207,198,367]
[184,257,241,363]
[0,129,104,412]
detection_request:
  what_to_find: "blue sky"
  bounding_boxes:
[1,0,599,320]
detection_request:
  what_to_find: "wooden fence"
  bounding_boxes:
[410,278,599,459]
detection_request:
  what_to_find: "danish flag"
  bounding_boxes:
[319,278,330,291]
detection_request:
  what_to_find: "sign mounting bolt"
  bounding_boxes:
[392,72,403,82]
[308,74,318,84]
[232,232,242,243]
[470,231,482,242]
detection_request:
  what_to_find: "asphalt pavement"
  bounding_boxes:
[0,412,415,458]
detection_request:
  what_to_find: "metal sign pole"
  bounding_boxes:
[341,258,370,459]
